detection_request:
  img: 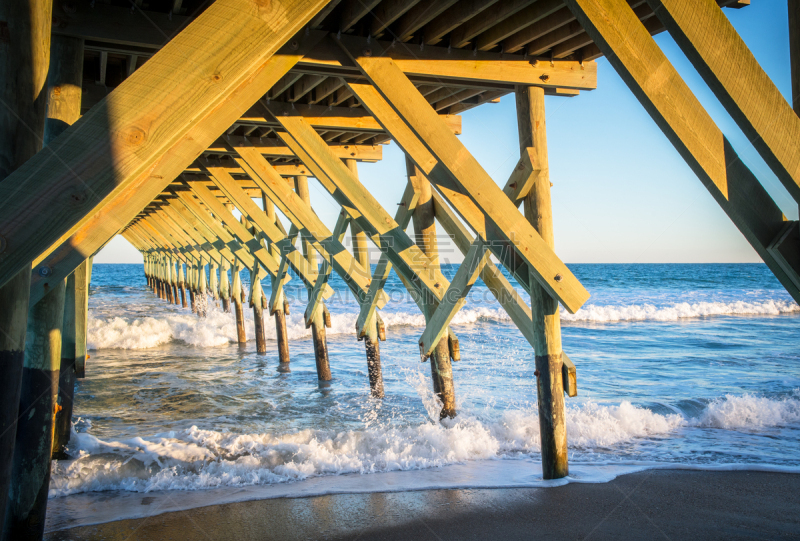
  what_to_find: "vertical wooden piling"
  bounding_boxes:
[250,263,267,354]
[189,261,197,313]
[171,258,179,305]
[516,85,567,480]
[231,260,247,345]
[0,0,52,532]
[220,260,231,312]
[209,261,219,307]
[345,159,384,398]
[295,176,331,381]
[178,262,187,308]
[44,33,85,461]
[6,280,65,541]
[198,258,208,317]
[54,257,90,458]
[408,160,456,419]
[262,194,291,365]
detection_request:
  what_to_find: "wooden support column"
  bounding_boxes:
[219,260,231,313]
[517,86,567,479]
[6,279,65,541]
[0,1,52,535]
[408,160,456,419]
[178,261,187,308]
[262,195,290,365]
[246,218,268,355]
[295,175,331,381]
[197,258,207,317]
[54,257,91,459]
[171,258,179,305]
[231,258,247,345]
[346,159,384,399]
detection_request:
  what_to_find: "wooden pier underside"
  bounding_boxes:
[5,1,800,533]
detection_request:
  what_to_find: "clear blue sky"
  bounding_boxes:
[96,2,794,265]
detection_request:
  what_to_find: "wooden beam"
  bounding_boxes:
[648,0,800,204]
[338,35,597,90]
[339,0,382,33]
[343,74,589,313]
[245,101,463,134]
[7,0,328,301]
[563,0,800,302]
[501,7,574,54]
[204,135,384,161]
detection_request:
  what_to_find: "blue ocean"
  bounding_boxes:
[48,262,800,517]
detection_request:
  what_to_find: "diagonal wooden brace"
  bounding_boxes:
[355,181,420,337]
[268,111,451,305]
[230,144,381,305]
[305,212,350,327]
[338,51,589,314]
[418,237,491,359]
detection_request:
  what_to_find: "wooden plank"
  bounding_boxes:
[248,101,463,134]
[370,0,423,37]
[268,110,451,302]
[338,34,596,90]
[422,0,499,45]
[204,136,384,161]
[501,7,574,53]
[393,0,459,42]
[343,76,589,313]
[564,0,800,302]
[339,0,382,32]
[355,180,420,336]
[475,0,563,52]
[12,0,328,301]
[648,0,800,203]
[51,3,190,49]
[449,0,537,49]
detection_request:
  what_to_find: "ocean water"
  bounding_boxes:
[49,263,800,505]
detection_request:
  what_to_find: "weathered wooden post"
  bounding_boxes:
[345,159,384,398]
[42,33,86,462]
[407,160,456,418]
[209,260,219,308]
[262,194,291,364]
[220,260,231,312]
[178,261,187,308]
[165,255,175,304]
[170,257,179,305]
[249,262,267,354]
[188,261,197,313]
[6,278,65,540]
[198,257,208,317]
[55,256,91,458]
[0,0,52,533]
[295,176,331,381]
[231,259,247,345]
[516,85,567,479]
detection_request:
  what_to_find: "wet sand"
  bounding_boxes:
[45,470,800,540]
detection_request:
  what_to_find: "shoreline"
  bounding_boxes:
[45,469,800,540]
[45,462,800,535]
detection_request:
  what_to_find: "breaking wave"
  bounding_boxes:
[49,392,800,497]
[87,299,799,350]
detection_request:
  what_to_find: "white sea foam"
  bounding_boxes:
[49,393,800,498]
[88,298,799,350]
